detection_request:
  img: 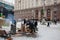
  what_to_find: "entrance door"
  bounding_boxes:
[47,8,51,21]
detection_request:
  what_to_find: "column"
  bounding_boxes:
[51,9,53,20]
[38,10,41,20]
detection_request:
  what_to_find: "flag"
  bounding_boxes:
[0,13,3,17]
[41,9,44,15]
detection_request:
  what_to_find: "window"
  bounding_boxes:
[54,11,56,14]
[47,9,51,13]
[36,0,38,6]
[18,0,21,9]
[18,0,21,3]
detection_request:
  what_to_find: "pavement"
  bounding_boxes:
[0,22,60,40]
[12,22,60,40]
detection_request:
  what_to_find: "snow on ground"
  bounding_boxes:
[0,38,4,40]
[12,22,60,40]
[0,21,60,40]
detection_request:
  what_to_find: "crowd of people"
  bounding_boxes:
[0,18,58,40]
[40,18,58,27]
[23,19,38,33]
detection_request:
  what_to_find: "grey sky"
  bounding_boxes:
[4,0,15,4]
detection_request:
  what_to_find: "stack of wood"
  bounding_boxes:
[0,30,7,37]
[25,25,31,33]
[6,37,12,40]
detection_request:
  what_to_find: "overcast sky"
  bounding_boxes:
[4,0,15,4]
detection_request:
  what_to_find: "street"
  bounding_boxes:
[11,22,60,40]
[0,22,60,40]
[0,0,60,40]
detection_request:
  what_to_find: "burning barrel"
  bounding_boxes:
[0,17,5,28]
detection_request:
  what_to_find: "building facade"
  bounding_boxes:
[14,0,60,21]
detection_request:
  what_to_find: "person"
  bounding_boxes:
[42,18,46,25]
[34,20,38,32]
[28,20,34,33]
[14,20,16,25]
[54,20,57,24]
[24,19,26,24]
[47,21,50,27]
[26,19,30,25]
[10,24,16,35]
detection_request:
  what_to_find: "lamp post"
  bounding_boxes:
[20,0,21,19]
[18,0,21,20]
[54,0,57,21]
[41,0,46,23]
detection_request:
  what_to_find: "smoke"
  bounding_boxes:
[6,14,14,24]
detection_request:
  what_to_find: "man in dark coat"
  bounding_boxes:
[28,20,34,33]
[11,24,16,35]
[24,19,26,24]
[47,21,50,27]
[34,20,38,31]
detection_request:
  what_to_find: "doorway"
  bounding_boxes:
[35,10,38,20]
